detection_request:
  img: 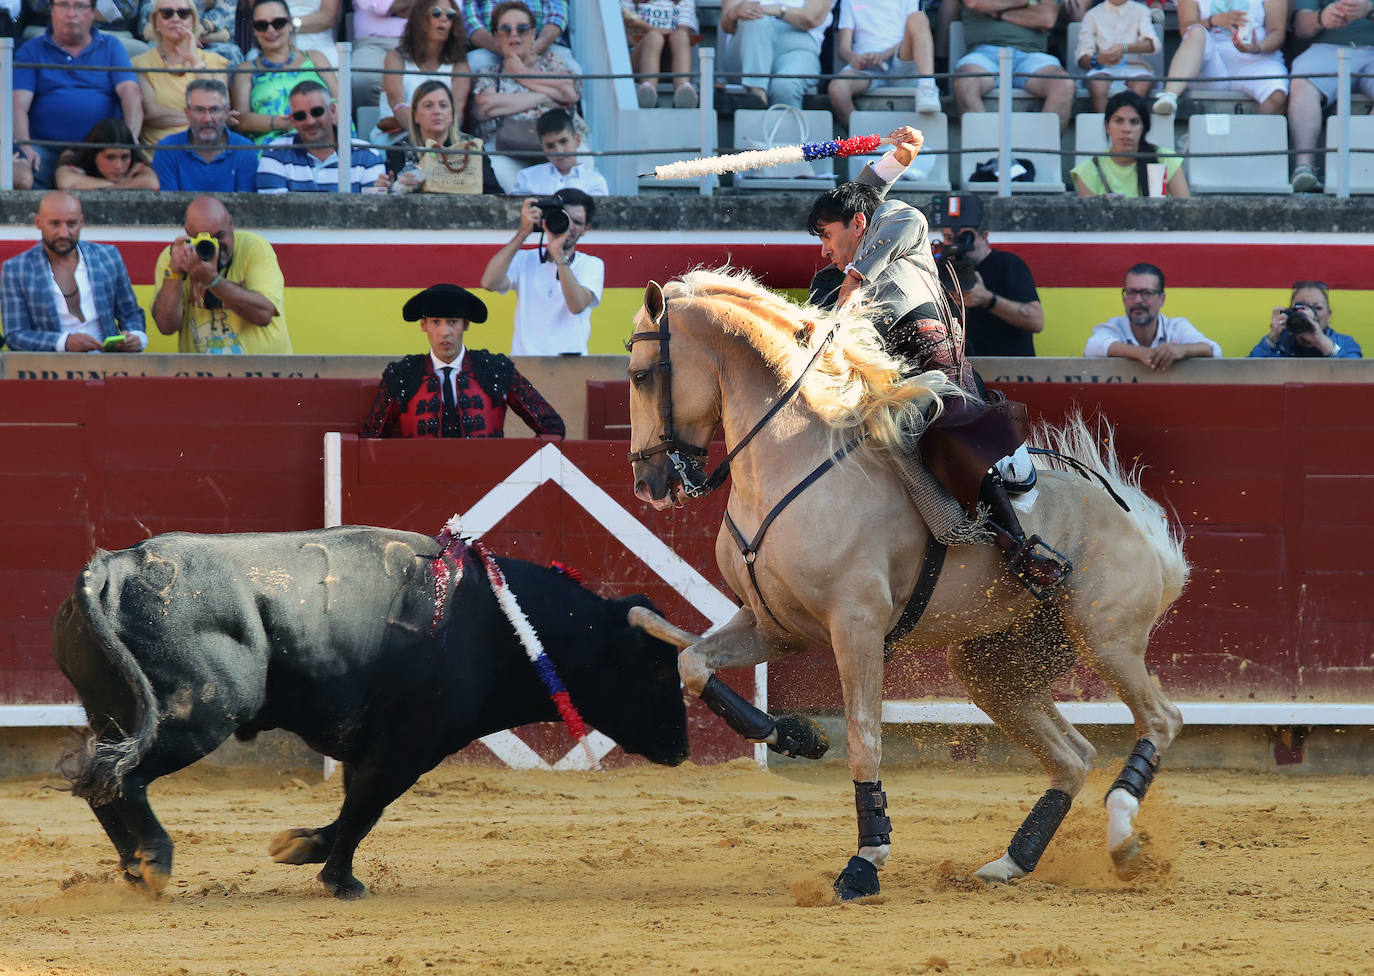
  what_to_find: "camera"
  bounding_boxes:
[927,194,982,290]
[189,232,218,263]
[535,197,570,236]
[1283,303,1316,334]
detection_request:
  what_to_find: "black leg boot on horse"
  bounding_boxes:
[980,473,1072,600]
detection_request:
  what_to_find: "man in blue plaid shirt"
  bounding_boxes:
[464,0,580,74]
[1,191,147,353]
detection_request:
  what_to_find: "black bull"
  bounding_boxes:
[52,526,690,899]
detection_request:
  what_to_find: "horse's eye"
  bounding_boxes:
[630,370,652,388]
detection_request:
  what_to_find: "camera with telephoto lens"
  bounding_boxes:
[189,232,218,263]
[1283,303,1316,335]
[535,197,570,236]
[926,194,982,290]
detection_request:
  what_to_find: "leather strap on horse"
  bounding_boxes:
[1106,737,1159,802]
[854,780,892,849]
[723,432,867,630]
[1028,446,1133,513]
[883,536,948,656]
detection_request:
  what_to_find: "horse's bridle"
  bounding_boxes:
[626,299,842,501]
[625,302,717,498]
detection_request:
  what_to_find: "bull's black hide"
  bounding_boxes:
[52,526,689,899]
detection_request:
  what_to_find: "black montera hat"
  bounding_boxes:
[402,283,488,323]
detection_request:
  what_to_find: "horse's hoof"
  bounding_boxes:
[973,852,1028,884]
[832,855,880,901]
[1110,835,1142,879]
[318,870,368,900]
[270,828,327,864]
[769,714,829,760]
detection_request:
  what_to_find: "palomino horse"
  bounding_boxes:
[625,268,1188,900]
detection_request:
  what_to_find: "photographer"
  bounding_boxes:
[479,188,604,356]
[152,196,292,354]
[1249,281,1363,359]
[929,194,1044,357]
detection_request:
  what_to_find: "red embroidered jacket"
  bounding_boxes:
[359,351,565,439]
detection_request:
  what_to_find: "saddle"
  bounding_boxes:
[919,395,1030,515]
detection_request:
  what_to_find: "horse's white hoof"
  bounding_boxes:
[1105,788,1140,853]
[973,853,1028,884]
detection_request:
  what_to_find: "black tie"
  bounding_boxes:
[440,366,457,413]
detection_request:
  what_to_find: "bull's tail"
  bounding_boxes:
[56,554,161,805]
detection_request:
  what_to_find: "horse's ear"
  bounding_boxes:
[796,320,816,344]
[644,280,666,324]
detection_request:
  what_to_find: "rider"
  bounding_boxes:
[805,127,1069,598]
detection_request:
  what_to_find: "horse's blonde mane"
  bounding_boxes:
[663,267,959,450]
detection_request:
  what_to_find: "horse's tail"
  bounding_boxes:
[1031,410,1190,613]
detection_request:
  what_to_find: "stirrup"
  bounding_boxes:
[1006,535,1072,601]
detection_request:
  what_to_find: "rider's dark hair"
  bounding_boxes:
[806,182,884,236]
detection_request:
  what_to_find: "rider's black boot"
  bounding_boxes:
[980,473,1072,600]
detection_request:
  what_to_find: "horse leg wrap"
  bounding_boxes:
[854,780,892,848]
[1006,788,1073,874]
[1105,737,1159,802]
[833,855,881,901]
[699,675,775,741]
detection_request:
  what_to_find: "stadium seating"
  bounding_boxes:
[1324,114,1374,194]
[958,111,1066,192]
[1184,113,1292,193]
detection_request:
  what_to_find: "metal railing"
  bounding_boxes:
[2,35,1371,197]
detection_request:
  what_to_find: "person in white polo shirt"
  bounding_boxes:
[480,188,605,356]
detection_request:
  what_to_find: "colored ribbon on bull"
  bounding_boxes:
[471,540,603,772]
[653,134,885,181]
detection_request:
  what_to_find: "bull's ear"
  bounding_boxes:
[627,605,700,649]
[644,281,666,325]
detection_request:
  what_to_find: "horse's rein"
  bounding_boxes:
[626,300,843,500]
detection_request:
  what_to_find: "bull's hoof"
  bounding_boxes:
[270,828,329,865]
[137,853,171,897]
[832,855,880,901]
[317,870,368,900]
[768,715,829,760]
[973,852,1028,885]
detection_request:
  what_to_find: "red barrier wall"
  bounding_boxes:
[3,379,1371,724]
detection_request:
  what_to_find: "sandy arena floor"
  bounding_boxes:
[1,758,1371,976]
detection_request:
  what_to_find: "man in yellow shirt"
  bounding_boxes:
[151,196,292,354]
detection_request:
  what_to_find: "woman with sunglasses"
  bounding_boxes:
[139,0,243,65]
[372,0,470,146]
[131,2,232,146]
[471,0,582,190]
[55,118,160,190]
[231,0,336,143]
[231,0,340,65]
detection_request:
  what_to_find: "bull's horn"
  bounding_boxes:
[628,606,701,648]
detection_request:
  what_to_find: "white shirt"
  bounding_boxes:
[1076,1,1160,64]
[502,247,605,356]
[430,347,468,401]
[776,0,837,48]
[510,162,610,197]
[838,0,922,53]
[48,252,101,351]
[1084,313,1222,358]
[46,252,146,353]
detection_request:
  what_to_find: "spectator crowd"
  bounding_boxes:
[7,0,1374,194]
